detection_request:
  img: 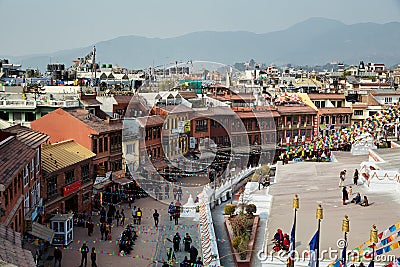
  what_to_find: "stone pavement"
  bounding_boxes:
[265,151,400,262]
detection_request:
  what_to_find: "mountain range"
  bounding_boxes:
[4,17,400,71]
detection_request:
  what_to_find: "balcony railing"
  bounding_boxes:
[0,99,80,108]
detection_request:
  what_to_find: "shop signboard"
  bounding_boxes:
[63,180,82,197]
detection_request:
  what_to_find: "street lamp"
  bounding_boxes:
[342,215,349,266]
[291,194,299,267]
[370,224,378,267]
[316,203,323,267]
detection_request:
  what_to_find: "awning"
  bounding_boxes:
[27,222,55,243]
[93,180,112,190]
[113,177,133,185]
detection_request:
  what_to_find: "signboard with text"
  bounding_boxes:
[63,180,82,197]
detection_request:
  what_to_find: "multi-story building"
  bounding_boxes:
[31,107,123,176]
[0,126,49,233]
[41,140,95,217]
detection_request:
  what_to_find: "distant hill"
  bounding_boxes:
[6,17,400,71]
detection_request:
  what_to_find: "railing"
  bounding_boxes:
[0,99,36,108]
[0,99,80,108]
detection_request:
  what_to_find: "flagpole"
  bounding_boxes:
[370,225,378,267]
[342,215,349,267]
[316,204,323,267]
[291,195,299,267]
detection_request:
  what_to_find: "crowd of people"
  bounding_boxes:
[340,169,369,207]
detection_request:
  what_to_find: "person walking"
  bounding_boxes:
[136,208,142,225]
[91,247,97,267]
[339,170,346,187]
[54,246,62,267]
[342,186,349,205]
[104,224,110,241]
[195,257,203,266]
[173,233,181,252]
[121,209,125,226]
[100,207,106,223]
[100,222,105,240]
[257,174,263,190]
[177,186,183,201]
[168,202,175,222]
[80,242,89,267]
[132,206,137,224]
[189,245,198,263]
[165,183,170,199]
[173,186,178,200]
[183,233,192,252]
[353,169,359,185]
[87,218,94,237]
[174,205,180,225]
[153,209,160,228]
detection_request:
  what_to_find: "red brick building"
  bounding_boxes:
[41,140,95,217]
[31,108,123,175]
[0,126,48,233]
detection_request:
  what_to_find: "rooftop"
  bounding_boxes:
[136,115,165,127]
[5,125,49,148]
[308,93,346,100]
[42,140,96,174]
[65,108,123,133]
[318,107,353,115]
[276,104,317,114]
[158,104,193,114]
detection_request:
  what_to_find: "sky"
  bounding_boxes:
[1,0,400,56]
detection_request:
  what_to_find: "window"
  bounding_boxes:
[314,101,320,108]
[195,120,208,132]
[24,192,30,215]
[337,101,342,108]
[320,116,325,125]
[99,138,103,153]
[104,137,108,152]
[92,139,97,153]
[354,110,363,116]
[321,101,326,108]
[65,170,75,185]
[31,159,35,178]
[36,182,40,203]
[31,185,37,207]
[345,115,349,124]
[325,116,330,124]
[36,149,40,173]
[24,165,29,186]
[47,176,58,198]
[81,164,90,183]
[13,112,22,121]
[332,116,336,125]
[126,144,135,155]
[384,97,392,104]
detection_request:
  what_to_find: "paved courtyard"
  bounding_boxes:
[265,151,400,262]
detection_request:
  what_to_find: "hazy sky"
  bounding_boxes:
[1,0,400,56]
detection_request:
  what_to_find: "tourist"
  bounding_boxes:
[360,196,369,207]
[132,206,137,224]
[339,170,346,187]
[136,208,142,225]
[168,202,175,222]
[91,247,97,267]
[173,186,178,200]
[342,186,349,205]
[195,257,203,266]
[54,246,62,267]
[153,209,160,228]
[121,209,125,226]
[273,229,284,245]
[87,218,94,237]
[189,245,199,263]
[180,256,190,267]
[353,169,359,185]
[348,186,353,196]
[183,233,192,252]
[282,234,290,251]
[100,207,106,223]
[177,186,183,201]
[174,204,181,225]
[104,224,110,241]
[351,193,361,205]
[165,183,170,199]
[115,210,120,226]
[100,222,106,240]
[173,233,181,252]
[80,242,89,267]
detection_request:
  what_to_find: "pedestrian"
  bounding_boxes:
[189,245,198,263]
[153,209,160,228]
[183,233,192,252]
[173,186,178,200]
[104,224,110,241]
[257,174,262,190]
[195,257,203,266]
[91,247,97,267]
[87,218,94,237]
[342,186,349,205]
[339,170,346,187]
[180,256,190,267]
[167,247,176,265]
[177,186,183,201]
[128,195,132,209]
[165,183,170,199]
[353,169,359,185]
[54,246,62,267]
[132,206,137,224]
[80,242,89,267]
[168,202,175,222]
[348,186,353,196]
[173,233,181,252]
[121,209,125,226]
[100,207,106,223]
[174,205,180,225]
[100,222,105,240]
[136,208,142,225]
[116,210,120,227]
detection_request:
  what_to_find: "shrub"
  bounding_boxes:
[224,204,236,216]
[232,236,243,249]
[246,204,257,216]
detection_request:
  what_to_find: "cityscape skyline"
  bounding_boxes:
[1,0,400,56]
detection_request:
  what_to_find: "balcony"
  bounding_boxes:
[0,99,36,109]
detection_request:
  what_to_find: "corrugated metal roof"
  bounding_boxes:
[27,222,55,243]
[5,125,49,148]
[42,140,95,173]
